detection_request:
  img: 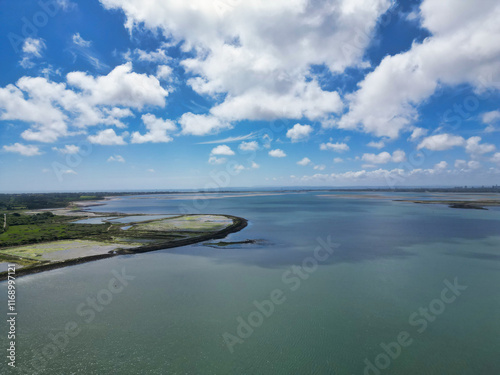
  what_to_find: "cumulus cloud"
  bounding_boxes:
[131,114,176,143]
[239,141,258,151]
[361,150,406,164]
[409,127,428,142]
[339,0,500,138]
[482,110,500,132]
[20,38,46,68]
[314,164,326,171]
[88,129,126,145]
[333,157,343,163]
[0,63,166,142]
[156,65,173,81]
[269,149,286,158]
[179,113,231,136]
[417,134,465,151]
[320,142,349,152]
[286,124,313,143]
[482,110,500,124]
[298,161,463,186]
[52,145,80,154]
[367,140,385,149]
[107,155,125,162]
[100,0,391,124]
[297,157,311,166]
[251,161,260,169]
[3,143,42,156]
[210,145,235,156]
[455,159,480,170]
[465,136,496,155]
[67,62,168,109]
[491,152,500,164]
[133,48,171,64]
[208,156,227,165]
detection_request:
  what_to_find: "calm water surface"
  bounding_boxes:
[1,192,499,374]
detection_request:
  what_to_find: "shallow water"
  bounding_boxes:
[1,192,499,374]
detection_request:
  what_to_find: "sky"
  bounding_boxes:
[0,0,499,192]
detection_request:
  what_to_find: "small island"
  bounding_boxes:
[0,201,247,280]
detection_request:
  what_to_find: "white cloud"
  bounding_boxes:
[101,0,391,124]
[198,132,258,145]
[234,164,246,172]
[465,136,496,155]
[434,161,448,170]
[147,168,155,173]
[208,156,227,165]
[52,145,80,154]
[239,141,258,151]
[297,157,311,166]
[367,140,385,149]
[23,38,45,57]
[3,143,42,156]
[455,159,480,170]
[210,81,343,122]
[107,155,125,162]
[156,65,173,80]
[131,114,176,143]
[269,149,286,158]
[67,62,168,109]
[72,33,92,47]
[409,127,428,141]
[333,157,343,163]
[361,150,406,164]
[251,161,260,169]
[314,164,326,171]
[391,150,406,163]
[179,113,231,136]
[0,64,166,143]
[417,134,465,151]
[20,38,46,68]
[60,169,77,175]
[298,166,436,184]
[339,0,500,138]
[320,142,349,152]
[482,110,500,125]
[418,134,495,154]
[286,124,313,143]
[88,129,127,145]
[468,160,481,169]
[491,153,500,164]
[134,48,171,63]
[210,145,235,156]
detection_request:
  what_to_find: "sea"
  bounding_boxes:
[1,192,499,374]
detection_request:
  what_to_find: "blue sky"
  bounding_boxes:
[0,0,499,191]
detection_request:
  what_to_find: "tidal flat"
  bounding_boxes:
[0,210,246,279]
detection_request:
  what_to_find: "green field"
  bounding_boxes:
[0,212,111,247]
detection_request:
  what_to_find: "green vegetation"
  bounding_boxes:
[0,211,247,279]
[0,213,110,247]
[0,193,111,211]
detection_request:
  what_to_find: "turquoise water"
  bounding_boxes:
[1,192,499,374]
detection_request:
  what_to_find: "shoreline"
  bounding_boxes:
[0,210,248,281]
